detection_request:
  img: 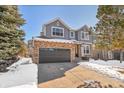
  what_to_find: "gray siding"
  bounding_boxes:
[42,19,93,43]
[69,31,76,40]
[75,31,78,40]
[76,29,93,43]
[45,20,70,39]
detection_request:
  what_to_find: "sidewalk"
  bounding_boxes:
[38,66,124,88]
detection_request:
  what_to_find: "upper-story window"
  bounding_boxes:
[52,27,64,37]
[70,31,75,38]
[81,31,89,40]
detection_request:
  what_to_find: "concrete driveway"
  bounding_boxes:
[38,66,124,88]
[38,62,78,84]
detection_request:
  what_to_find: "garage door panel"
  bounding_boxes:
[39,48,70,63]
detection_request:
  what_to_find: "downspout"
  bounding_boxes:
[32,36,34,63]
[32,36,34,48]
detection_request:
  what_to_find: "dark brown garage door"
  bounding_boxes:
[39,48,71,63]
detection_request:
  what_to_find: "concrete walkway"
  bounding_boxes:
[38,66,124,88]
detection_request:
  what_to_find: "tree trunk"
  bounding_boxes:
[120,50,123,63]
[102,50,108,61]
[105,50,108,61]
[101,50,104,60]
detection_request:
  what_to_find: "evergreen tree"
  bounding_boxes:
[95,5,124,63]
[111,6,124,63]
[0,5,25,60]
[17,41,28,57]
[95,6,114,60]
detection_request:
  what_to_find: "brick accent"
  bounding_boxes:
[32,40,78,63]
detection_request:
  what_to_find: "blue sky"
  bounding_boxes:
[19,5,98,42]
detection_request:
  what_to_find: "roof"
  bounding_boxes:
[43,17,72,30]
[77,25,89,31]
[33,38,81,44]
[42,18,91,32]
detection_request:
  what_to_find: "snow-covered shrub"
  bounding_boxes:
[0,58,18,72]
[7,58,33,71]
[0,58,37,88]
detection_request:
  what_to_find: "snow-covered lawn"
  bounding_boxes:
[89,59,124,68]
[0,58,37,88]
[10,82,37,88]
[79,59,124,82]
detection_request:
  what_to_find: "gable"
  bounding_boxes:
[44,18,71,30]
[43,18,71,39]
[77,25,90,32]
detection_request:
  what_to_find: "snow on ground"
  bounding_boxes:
[0,58,37,88]
[10,82,37,88]
[89,59,124,69]
[79,59,124,82]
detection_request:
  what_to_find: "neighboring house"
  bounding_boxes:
[28,18,94,63]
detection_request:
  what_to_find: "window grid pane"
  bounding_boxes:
[82,32,84,39]
[82,32,89,40]
[71,32,74,37]
[52,27,64,36]
[84,45,90,54]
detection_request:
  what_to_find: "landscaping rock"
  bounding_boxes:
[77,80,122,88]
[77,80,103,88]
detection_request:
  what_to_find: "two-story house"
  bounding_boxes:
[28,18,93,63]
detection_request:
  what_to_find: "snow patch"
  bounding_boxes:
[89,58,124,68]
[0,58,37,88]
[7,57,33,71]
[79,59,124,82]
[10,82,37,88]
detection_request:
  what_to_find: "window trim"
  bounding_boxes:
[51,26,64,37]
[81,31,89,40]
[82,45,90,55]
[70,31,75,38]
[85,45,90,55]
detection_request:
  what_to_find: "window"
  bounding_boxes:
[52,27,64,37]
[81,32,85,39]
[85,32,89,40]
[86,46,90,54]
[81,31,89,40]
[70,31,75,38]
[82,45,90,55]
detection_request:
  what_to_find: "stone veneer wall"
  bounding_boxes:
[32,40,77,64]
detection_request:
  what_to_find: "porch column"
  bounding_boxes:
[78,44,82,58]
